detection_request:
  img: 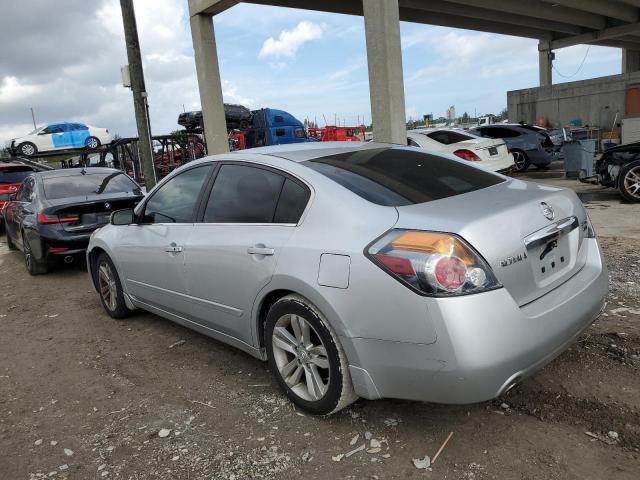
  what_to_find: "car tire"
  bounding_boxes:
[618,159,640,203]
[23,232,48,275]
[5,223,17,250]
[95,252,133,319]
[512,150,530,173]
[86,137,101,149]
[17,142,37,157]
[265,294,358,415]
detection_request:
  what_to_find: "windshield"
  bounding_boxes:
[43,172,141,200]
[304,148,504,206]
[0,168,33,184]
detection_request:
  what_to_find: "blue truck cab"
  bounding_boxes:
[244,108,309,148]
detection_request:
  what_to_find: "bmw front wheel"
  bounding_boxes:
[265,294,357,415]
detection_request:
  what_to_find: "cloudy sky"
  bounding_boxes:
[0,0,622,143]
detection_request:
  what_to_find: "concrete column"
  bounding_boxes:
[538,41,553,87]
[363,0,406,144]
[622,48,640,74]
[190,13,229,154]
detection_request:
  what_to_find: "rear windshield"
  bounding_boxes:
[43,172,141,200]
[304,148,504,206]
[0,168,33,184]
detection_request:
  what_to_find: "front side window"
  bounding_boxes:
[305,148,504,206]
[142,165,211,223]
[204,164,288,223]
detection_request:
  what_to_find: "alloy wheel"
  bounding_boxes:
[21,144,35,156]
[622,165,640,201]
[271,313,330,402]
[98,262,118,311]
[512,151,527,172]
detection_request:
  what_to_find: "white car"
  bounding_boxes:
[9,122,113,157]
[407,128,514,173]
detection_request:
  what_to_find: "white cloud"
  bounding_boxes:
[0,77,42,104]
[258,21,323,60]
[221,79,254,107]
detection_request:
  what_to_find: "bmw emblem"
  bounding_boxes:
[104,202,111,210]
[540,202,554,220]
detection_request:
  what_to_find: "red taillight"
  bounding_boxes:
[453,149,481,161]
[48,247,68,253]
[37,212,80,224]
[373,253,415,276]
[367,230,501,297]
[433,256,467,291]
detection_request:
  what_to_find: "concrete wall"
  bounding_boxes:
[507,71,640,128]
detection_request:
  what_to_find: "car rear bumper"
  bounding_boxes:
[31,229,94,261]
[342,238,608,404]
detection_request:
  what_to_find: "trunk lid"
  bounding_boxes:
[456,138,509,162]
[43,193,143,233]
[394,178,589,306]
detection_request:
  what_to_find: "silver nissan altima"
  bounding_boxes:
[87,142,608,415]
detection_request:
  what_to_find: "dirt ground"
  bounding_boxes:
[1,171,639,480]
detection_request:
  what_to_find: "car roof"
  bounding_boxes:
[232,141,390,162]
[33,167,122,178]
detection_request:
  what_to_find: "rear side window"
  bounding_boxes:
[203,164,310,224]
[43,173,141,200]
[304,148,503,206]
[204,165,285,223]
[482,127,521,138]
[143,166,211,223]
[274,179,310,223]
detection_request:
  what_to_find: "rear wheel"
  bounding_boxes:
[23,233,48,275]
[86,136,100,149]
[4,222,16,250]
[512,150,530,173]
[95,252,132,319]
[618,160,640,203]
[265,294,357,415]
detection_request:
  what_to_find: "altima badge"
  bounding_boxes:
[540,202,554,220]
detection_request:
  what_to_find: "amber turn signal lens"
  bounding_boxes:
[390,231,475,265]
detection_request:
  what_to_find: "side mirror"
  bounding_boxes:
[110,208,135,226]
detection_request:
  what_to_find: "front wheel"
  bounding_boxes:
[17,142,37,157]
[511,150,530,173]
[618,160,640,203]
[86,136,101,149]
[95,252,133,319]
[265,294,357,415]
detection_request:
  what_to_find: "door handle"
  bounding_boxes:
[247,246,275,256]
[165,242,183,253]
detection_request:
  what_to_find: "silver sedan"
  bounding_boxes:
[87,142,608,415]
